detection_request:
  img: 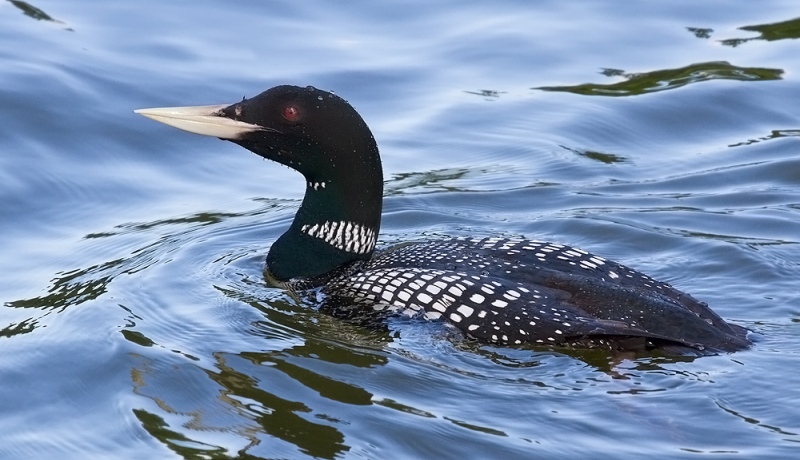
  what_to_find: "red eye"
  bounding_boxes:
[282,105,300,121]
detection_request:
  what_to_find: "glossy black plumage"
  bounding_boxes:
[136,85,751,354]
[321,237,750,353]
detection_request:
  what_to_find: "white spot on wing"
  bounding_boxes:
[457,305,474,317]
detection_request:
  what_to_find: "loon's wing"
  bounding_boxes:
[319,238,749,353]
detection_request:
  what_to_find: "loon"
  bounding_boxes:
[136,85,751,354]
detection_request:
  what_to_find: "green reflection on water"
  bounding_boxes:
[209,353,349,458]
[128,316,389,460]
[0,318,38,338]
[121,329,156,347]
[721,16,800,47]
[560,145,627,164]
[8,0,58,21]
[537,61,783,97]
[133,409,233,460]
[728,129,800,148]
[687,27,714,39]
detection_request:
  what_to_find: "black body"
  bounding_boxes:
[138,85,752,354]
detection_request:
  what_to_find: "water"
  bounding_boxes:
[1,0,799,458]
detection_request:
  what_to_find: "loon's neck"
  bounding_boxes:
[266,157,383,281]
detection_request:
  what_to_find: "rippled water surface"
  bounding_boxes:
[2,1,799,459]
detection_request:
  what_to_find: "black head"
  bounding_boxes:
[219,85,380,183]
[136,85,385,282]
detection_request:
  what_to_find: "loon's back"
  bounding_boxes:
[322,237,750,353]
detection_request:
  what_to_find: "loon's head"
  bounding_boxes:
[136,85,384,281]
[135,85,381,182]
